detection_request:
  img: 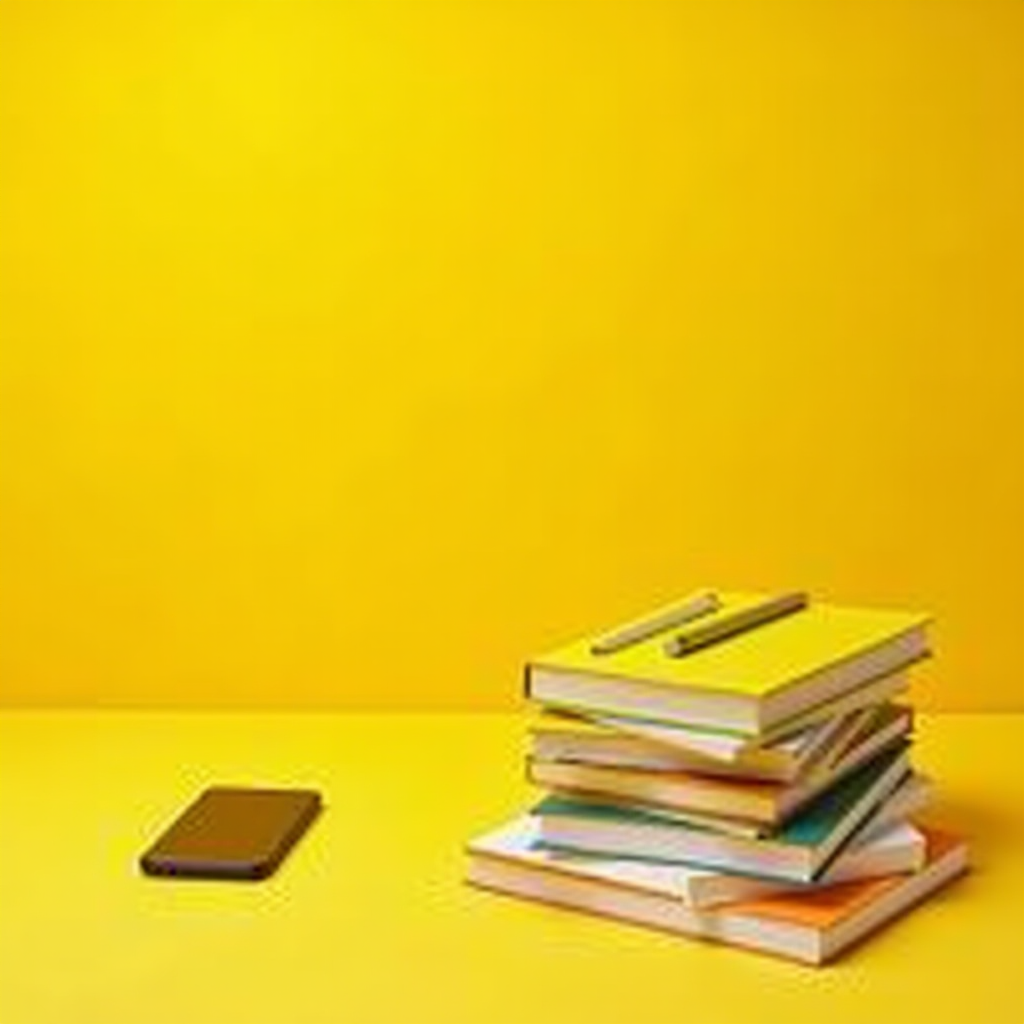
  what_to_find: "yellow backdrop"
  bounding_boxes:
[0,0,1020,710]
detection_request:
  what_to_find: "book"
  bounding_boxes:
[530,702,912,785]
[526,591,929,736]
[532,747,911,882]
[528,710,911,826]
[540,766,932,844]
[467,825,967,965]
[856,772,933,841]
[584,668,910,763]
[553,767,932,844]
[467,814,927,909]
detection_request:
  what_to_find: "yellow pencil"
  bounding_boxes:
[590,590,720,655]
[663,591,809,657]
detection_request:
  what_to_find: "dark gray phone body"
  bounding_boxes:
[140,786,322,880]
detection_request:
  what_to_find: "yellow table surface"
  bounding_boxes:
[1,712,1021,1024]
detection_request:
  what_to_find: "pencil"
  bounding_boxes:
[590,590,720,655]
[663,591,809,657]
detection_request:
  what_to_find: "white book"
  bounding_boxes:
[468,814,927,909]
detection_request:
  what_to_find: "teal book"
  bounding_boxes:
[531,744,910,883]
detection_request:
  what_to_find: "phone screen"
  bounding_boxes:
[140,786,321,880]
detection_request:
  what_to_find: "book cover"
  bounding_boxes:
[528,591,928,733]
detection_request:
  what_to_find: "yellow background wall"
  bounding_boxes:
[0,0,1020,710]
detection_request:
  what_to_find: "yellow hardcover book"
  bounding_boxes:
[527,591,929,737]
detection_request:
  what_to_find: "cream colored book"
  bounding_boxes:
[530,702,912,784]
[589,668,910,760]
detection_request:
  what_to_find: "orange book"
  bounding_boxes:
[727,829,963,926]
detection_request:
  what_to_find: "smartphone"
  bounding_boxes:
[140,786,322,880]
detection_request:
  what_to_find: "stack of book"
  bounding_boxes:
[466,589,968,965]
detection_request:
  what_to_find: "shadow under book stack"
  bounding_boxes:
[466,589,969,965]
